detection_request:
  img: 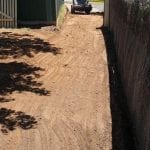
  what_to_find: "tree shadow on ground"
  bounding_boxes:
[0,108,37,134]
[99,26,137,150]
[0,32,57,134]
[0,61,47,134]
[0,61,50,102]
[0,32,61,59]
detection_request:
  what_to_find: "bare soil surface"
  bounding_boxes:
[0,14,112,150]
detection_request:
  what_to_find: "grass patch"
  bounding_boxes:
[57,4,68,29]
[89,0,104,2]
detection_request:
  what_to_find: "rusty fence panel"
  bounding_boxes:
[0,0,17,28]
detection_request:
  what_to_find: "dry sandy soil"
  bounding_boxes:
[0,14,112,150]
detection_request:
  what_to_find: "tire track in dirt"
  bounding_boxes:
[0,14,111,150]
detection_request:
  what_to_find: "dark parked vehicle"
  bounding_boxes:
[71,0,92,14]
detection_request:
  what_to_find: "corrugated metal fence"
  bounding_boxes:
[0,0,63,28]
[0,0,17,28]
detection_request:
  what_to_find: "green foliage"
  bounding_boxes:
[89,0,104,2]
[57,4,68,28]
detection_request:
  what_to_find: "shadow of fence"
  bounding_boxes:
[99,26,137,150]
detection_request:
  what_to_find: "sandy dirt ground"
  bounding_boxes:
[0,14,112,150]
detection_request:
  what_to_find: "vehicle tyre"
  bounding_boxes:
[85,6,92,14]
[71,5,75,14]
[85,10,90,14]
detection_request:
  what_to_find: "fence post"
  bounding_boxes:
[104,0,109,27]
